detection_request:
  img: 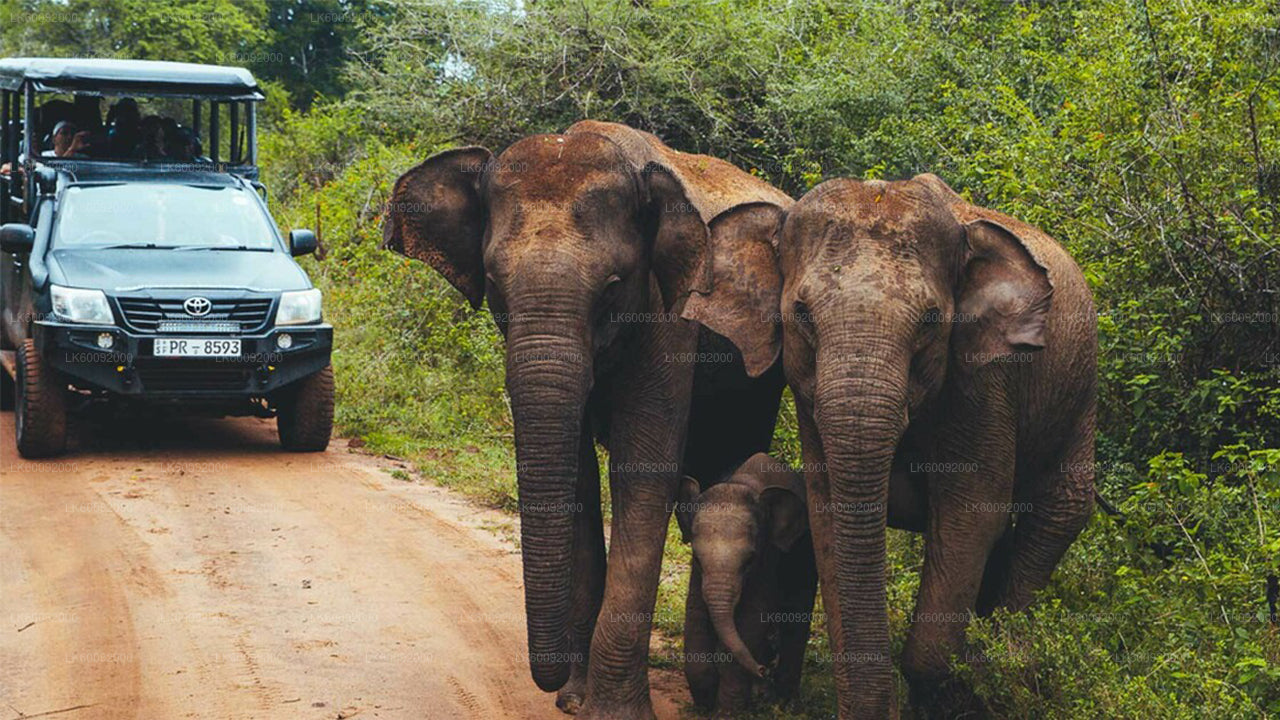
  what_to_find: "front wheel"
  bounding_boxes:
[15,339,67,458]
[277,365,334,452]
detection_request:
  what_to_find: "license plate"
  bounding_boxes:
[153,338,242,357]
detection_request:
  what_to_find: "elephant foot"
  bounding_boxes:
[909,676,987,720]
[555,677,586,715]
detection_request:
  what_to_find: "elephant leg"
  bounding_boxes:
[902,397,1016,718]
[683,559,719,710]
[579,324,694,720]
[580,466,679,719]
[773,536,818,703]
[558,430,607,715]
[986,426,1095,614]
[975,520,1016,618]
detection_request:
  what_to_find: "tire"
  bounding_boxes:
[277,365,333,452]
[15,338,67,458]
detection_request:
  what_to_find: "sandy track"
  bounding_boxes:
[0,414,688,720]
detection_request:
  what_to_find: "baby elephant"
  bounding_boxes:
[676,452,818,717]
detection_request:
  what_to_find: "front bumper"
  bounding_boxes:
[34,320,332,398]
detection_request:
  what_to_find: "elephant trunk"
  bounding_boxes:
[505,327,593,692]
[813,331,911,714]
[702,576,766,678]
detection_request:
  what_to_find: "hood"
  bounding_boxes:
[47,248,311,293]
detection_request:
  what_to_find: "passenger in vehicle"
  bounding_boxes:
[166,126,206,163]
[41,120,91,158]
[74,95,102,130]
[73,95,111,157]
[135,115,166,159]
[106,97,140,157]
[37,99,74,141]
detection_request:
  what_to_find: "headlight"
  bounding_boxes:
[276,289,322,325]
[50,285,114,325]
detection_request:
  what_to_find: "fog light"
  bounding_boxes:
[276,333,293,350]
[97,332,114,349]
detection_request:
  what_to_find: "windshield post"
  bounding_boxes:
[23,84,34,212]
[229,101,239,164]
[247,102,256,166]
[1,91,7,225]
[209,101,219,164]
[192,99,201,145]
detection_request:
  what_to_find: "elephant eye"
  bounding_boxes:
[601,274,623,299]
[792,300,812,324]
[791,300,816,341]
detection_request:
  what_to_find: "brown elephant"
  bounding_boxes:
[682,174,1097,718]
[674,452,817,718]
[382,121,792,720]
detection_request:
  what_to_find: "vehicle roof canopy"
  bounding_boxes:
[0,58,263,100]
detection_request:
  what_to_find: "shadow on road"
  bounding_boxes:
[69,407,289,458]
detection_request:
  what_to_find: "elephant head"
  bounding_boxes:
[675,452,808,679]
[382,121,790,692]
[683,174,1055,710]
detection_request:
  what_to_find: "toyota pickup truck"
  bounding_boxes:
[0,58,333,457]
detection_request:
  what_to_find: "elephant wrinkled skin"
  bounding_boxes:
[685,174,1097,719]
[383,121,792,720]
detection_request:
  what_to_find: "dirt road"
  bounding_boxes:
[0,415,688,720]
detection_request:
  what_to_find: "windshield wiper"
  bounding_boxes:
[92,243,181,250]
[174,245,273,252]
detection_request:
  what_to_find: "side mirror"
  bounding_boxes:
[0,223,34,253]
[289,229,317,257]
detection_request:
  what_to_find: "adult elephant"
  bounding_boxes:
[684,175,1097,718]
[382,121,792,720]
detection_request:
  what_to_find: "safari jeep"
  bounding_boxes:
[0,58,333,457]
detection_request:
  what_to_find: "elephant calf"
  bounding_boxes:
[675,452,818,717]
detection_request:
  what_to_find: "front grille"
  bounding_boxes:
[136,361,253,392]
[117,297,273,333]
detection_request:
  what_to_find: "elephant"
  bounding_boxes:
[674,452,818,718]
[382,120,793,720]
[681,174,1097,718]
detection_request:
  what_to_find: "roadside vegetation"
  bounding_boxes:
[6,0,1278,716]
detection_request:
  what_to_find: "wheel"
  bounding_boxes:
[15,338,67,458]
[277,365,333,452]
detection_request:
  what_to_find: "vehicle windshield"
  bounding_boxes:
[53,184,278,250]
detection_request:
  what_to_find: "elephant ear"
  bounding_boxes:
[675,475,702,544]
[915,174,1054,368]
[681,203,787,378]
[953,216,1054,366]
[642,162,712,312]
[751,453,807,551]
[382,146,492,309]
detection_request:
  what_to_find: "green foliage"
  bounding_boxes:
[253,0,394,110]
[961,446,1280,718]
[0,0,269,65]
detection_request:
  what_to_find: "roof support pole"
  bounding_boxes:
[247,101,256,166]
[210,100,219,164]
[23,84,34,214]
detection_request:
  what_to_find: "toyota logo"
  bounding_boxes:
[183,297,213,317]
